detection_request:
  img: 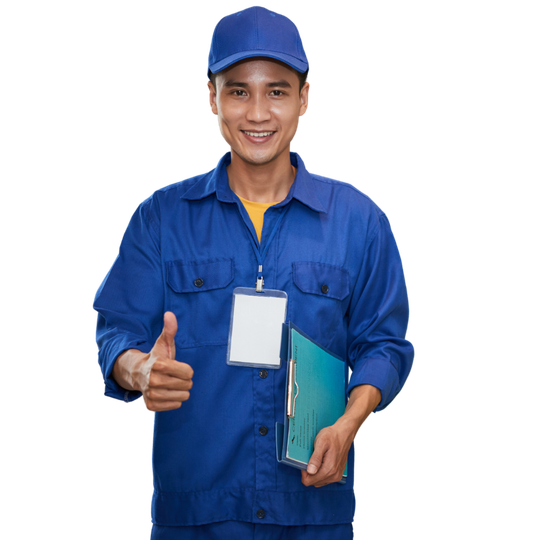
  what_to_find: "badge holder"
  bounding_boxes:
[226,285,287,369]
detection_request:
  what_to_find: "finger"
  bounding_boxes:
[302,465,333,487]
[149,362,193,405]
[302,466,336,488]
[146,388,191,404]
[309,453,344,487]
[148,372,193,392]
[143,399,186,412]
[155,312,178,359]
[307,436,328,475]
[302,463,328,487]
[154,359,194,380]
[144,385,191,412]
[302,455,328,487]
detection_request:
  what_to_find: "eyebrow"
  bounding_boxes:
[222,80,293,89]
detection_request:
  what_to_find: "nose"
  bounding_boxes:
[245,93,272,124]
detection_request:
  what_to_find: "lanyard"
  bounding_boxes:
[241,203,290,292]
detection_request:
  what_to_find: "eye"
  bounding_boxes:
[270,90,284,96]
[232,89,247,96]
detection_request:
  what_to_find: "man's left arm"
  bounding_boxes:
[302,211,414,487]
[301,384,381,487]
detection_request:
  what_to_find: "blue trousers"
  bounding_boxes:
[151,521,353,539]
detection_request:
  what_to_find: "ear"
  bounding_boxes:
[208,80,218,115]
[299,82,309,117]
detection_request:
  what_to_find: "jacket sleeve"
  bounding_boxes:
[346,212,414,412]
[93,196,163,402]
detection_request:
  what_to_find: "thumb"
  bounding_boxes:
[307,438,326,475]
[156,311,177,359]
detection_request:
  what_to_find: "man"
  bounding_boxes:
[94,6,413,540]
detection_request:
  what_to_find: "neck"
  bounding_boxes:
[227,149,296,203]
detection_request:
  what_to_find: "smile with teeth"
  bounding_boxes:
[242,130,275,138]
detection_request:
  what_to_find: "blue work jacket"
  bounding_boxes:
[94,152,414,526]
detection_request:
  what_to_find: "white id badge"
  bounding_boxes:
[227,287,288,368]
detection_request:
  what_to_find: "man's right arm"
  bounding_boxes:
[112,312,194,412]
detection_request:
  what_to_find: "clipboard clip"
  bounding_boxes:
[286,359,299,418]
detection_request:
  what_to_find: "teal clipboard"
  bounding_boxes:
[276,322,348,483]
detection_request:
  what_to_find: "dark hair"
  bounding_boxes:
[209,68,308,95]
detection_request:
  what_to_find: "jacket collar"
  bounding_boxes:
[181,152,327,214]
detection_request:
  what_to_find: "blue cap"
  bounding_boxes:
[208,6,309,78]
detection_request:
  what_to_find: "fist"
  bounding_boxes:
[140,312,194,412]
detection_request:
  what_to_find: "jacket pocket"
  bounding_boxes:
[292,262,349,301]
[166,258,234,294]
[290,262,350,346]
[166,257,235,348]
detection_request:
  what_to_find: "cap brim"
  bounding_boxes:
[208,49,308,77]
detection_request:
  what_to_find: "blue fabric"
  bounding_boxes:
[208,7,309,76]
[151,521,353,539]
[94,152,414,527]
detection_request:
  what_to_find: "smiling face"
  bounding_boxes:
[208,58,309,167]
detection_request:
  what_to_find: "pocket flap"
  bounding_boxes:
[166,258,234,293]
[292,262,349,301]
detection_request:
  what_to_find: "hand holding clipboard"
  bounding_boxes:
[276,322,348,483]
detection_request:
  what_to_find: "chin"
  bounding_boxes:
[232,150,272,166]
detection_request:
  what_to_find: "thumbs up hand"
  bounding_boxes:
[137,311,194,412]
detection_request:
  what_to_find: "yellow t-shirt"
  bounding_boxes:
[238,196,279,243]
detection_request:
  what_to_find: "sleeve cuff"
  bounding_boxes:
[104,377,142,403]
[99,337,153,402]
[347,357,401,412]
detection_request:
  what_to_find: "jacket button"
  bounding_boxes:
[321,284,329,294]
[259,369,268,379]
[194,278,203,287]
[256,509,265,519]
[259,426,268,436]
